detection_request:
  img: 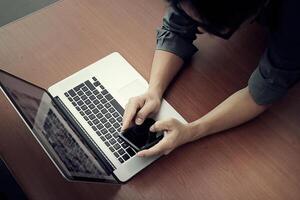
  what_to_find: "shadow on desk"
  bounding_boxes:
[0,158,27,200]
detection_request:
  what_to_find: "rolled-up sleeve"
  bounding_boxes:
[156,6,198,60]
[248,0,300,105]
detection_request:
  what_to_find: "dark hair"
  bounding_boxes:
[167,0,266,36]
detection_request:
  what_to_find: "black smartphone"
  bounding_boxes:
[119,118,163,151]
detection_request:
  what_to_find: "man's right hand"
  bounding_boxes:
[121,91,162,131]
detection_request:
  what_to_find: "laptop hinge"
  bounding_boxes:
[52,96,116,174]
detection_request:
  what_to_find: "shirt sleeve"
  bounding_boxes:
[248,0,300,105]
[156,6,199,60]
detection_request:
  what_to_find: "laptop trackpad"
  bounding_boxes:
[117,79,147,100]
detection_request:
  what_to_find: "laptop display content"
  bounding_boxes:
[0,70,116,183]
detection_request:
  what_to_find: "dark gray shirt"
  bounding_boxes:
[156,0,300,105]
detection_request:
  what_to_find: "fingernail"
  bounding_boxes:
[150,125,154,132]
[136,118,143,125]
[137,152,144,157]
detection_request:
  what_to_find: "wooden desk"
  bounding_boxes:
[1,0,300,199]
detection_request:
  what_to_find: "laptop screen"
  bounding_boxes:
[0,70,117,183]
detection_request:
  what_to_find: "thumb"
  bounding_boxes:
[150,119,171,132]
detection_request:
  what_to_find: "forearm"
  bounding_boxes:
[189,87,269,140]
[148,50,184,98]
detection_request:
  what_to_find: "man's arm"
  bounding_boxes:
[189,87,268,140]
[138,86,269,157]
[148,50,183,98]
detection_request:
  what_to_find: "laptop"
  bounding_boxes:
[0,52,186,183]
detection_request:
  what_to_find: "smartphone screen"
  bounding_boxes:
[119,118,163,151]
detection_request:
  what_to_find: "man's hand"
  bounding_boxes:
[121,91,162,131]
[137,118,195,157]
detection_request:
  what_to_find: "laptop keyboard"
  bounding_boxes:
[64,77,136,164]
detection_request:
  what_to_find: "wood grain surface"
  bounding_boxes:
[0,0,299,199]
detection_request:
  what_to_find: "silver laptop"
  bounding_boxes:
[0,52,186,183]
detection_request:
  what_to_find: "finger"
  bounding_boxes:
[149,119,171,132]
[135,102,155,125]
[122,100,142,131]
[137,137,169,157]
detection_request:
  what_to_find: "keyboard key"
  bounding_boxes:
[104,122,111,128]
[77,100,84,106]
[112,112,119,118]
[100,128,108,134]
[92,126,97,131]
[82,86,88,91]
[109,118,116,123]
[122,154,130,161]
[94,81,101,87]
[100,118,107,123]
[84,99,91,105]
[72,102,76,106]
[75,106,80,111]
[121,142,128,148]
[74,83,84,91]
[100,98,107,104]
[113,132,119,138]
[113,122,120,128]
[108,127,115,133]
[68,89,76,97]
[96,113,103,119]
[116,117,122,122]
[92,119,100,125]
[113,152,119,158]
[83,116,89,121]
[86,91,92,96]
[97,104,104,110]
[111,99,124,115]
[96,94,103,99]
[81,95,87,100]
[108,107,115,113]
[101,89,108,95]
[104,103,111,108]
[92,108,99,114]
[105,94,113,101]
[118,148,125,155]
[109,146,114,152]
[96,131,101,136]
[97,124,104,130]
[77,90,84,96]
[90,95,96,101]
[114,143,121,150]
[93,99,100,105]
[105,134,112,140]
[73,96,80,101]
[81,105,88,110]
[100,136,105,141]
[92,77,97,81]
[64,92,69,97]
[104,141,110,147]
[101,108,108,114]
[93,90,100,95]
[88,104,95,109]
[88,121,93,126]
[126,147,136,157]
[85,110,91,115]
[80,111,84,116]
[105,113,112,119]
[84,80,95,91]
[68,97,73,102]
[118,157,124,163]
[109,138,116,145]
[117,137,123,143]
[88,114,96,120]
